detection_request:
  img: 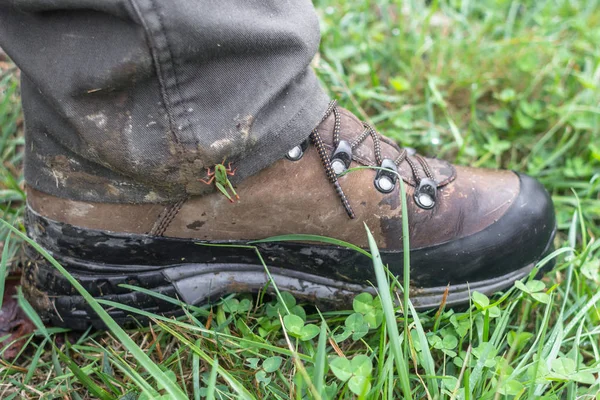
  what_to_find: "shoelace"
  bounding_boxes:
[309,100,435,219]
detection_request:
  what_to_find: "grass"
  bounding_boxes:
[1,0,600,398]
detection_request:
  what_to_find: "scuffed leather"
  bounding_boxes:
[27,191,165,234]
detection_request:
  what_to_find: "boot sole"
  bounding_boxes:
[23,233,555,331]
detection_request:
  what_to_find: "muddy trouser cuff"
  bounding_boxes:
[0,0,330,203]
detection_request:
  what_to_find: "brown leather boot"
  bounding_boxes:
[24,101,555,329]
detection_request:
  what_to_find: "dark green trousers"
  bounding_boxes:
[0,0,330,202]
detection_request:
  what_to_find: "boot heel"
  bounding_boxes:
[22,251,183,330]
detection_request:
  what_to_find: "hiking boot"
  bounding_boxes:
[23,101,556,330]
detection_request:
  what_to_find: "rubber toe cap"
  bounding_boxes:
[510,172,556,248]
[405,172,556,286]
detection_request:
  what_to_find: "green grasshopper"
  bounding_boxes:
[199,159,240,202]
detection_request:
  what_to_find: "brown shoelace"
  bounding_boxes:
[310,100,434,219]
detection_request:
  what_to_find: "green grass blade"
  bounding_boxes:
[155,320,256,400]
[399,178,411,373]
[118,283,210,316]
[0,231,11,309]
[193,339,201,400]
[109,355,158,398]
[23,338,48,384]
[407,301,438,398]
[364,223,412,399]
[0,219,188,400]
[313,321,327,394]
[250,234,372,258]
[56,343,115,400]
[17,288,114,400]
[96,298,312,361]
[206,357,219,400]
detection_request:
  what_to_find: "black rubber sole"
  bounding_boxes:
[22,238,554,331]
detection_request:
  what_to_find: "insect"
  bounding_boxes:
[199,159,240,202]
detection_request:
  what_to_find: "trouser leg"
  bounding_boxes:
[0,0,329,203]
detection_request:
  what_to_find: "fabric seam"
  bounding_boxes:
[128,0,183,148]
[232,82,330,176]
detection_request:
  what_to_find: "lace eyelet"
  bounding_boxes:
[330,140,353,175]
[414,178,437,209]
[374,159,398,193]
[286,139,309,161]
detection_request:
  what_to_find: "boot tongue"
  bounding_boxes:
[314,106,456,188]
